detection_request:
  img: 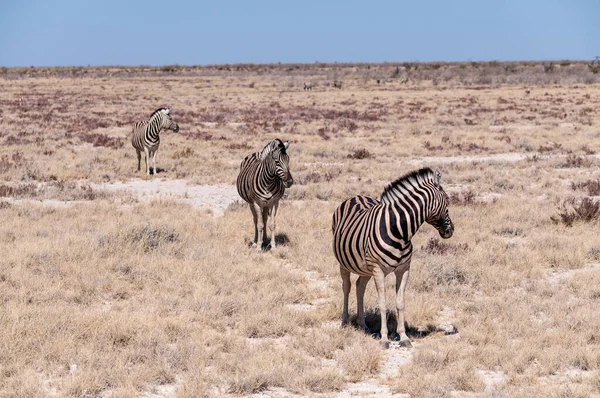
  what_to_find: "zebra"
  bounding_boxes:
[332,167,454,348]
[131,107,179,175]
[236,139,294,251]
[303,82,313,91]
[333,80,343,89]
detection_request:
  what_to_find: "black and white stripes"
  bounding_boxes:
[236,139,294,250]
[332,167,454,347]
[131,108,179,175]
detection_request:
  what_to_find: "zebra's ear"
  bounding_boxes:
[284,140,290,150]
[164,108,170,115]
[434,168,442,186]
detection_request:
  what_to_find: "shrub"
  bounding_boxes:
[347,149,372,159]
[172,147,195,159]
[422,237,469,256]
[571,179,600,196]
[551,197,600,227]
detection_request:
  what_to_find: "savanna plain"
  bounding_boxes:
[1,62,600,397]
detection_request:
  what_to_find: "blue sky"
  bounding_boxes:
[0,1,598,67]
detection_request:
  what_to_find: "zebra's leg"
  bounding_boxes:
[269,200,279,249]
[340,267,351,327]
[372,266,390,348]
[136,150,141,172]
[260,206,269,250]
[394,265,412,347]
[143,147,151,175]
[249,203,259,248]
[152,149,158,176]
[356,275,371,332]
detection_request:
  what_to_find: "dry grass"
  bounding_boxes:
[1,62,600,396]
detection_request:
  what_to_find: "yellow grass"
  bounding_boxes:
[1,63,600,397]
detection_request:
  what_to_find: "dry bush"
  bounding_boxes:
[556,154,594,168]
[449,190,476,206]
[335,336,382,382]
[79,133,124,149]
[421,237,469,256]
[172,147,195,159]
[347,149,373,159]
[551,197,600,227]
[571,179,600,196]
[0,183,38,198]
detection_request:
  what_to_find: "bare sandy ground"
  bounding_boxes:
[91,179,239,216]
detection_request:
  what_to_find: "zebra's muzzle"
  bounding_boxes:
[438,222,454,239]
[283,177,294,188]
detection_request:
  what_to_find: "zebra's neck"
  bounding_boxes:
[145,115,163,143]
[259,157,280,190]
[382,188,431,243]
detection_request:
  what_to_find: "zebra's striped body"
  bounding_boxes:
[237,139,293,251]
[332,168,454,347]
[131,108,179,175]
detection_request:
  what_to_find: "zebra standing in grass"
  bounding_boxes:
[332,167,454,348]
[237,139,294,251]
[131,107,179,175]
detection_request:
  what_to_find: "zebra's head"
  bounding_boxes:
[425,168,454,239]
[151,108,179,133]
[262,139,293,188]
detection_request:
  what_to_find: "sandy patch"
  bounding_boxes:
[477,369,507,392]
[92,179,239,216]
[548,262,600,285]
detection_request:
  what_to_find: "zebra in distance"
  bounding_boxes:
[131,107,179,175]
[332,167,454,348]
[236,139,294,251]
[303,82,313,91]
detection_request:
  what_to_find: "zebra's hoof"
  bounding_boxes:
[390,333,401,341]
[399,339,413,348]
[371,332,382,340]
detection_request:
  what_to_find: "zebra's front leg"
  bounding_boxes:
[372,267,390,349]
[260,206,269,250]
[269,200,279,249]
[143,147,151,176]
[356,275,371,333]
[152,149,158,176]
[341,267,351,327]
[249,203,259,249]
[394,264,412,348]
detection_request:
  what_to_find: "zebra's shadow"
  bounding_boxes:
[350,309,440,339]
[149,167,166,176]
[250,233,291,251]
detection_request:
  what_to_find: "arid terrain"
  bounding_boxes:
[1,61,600,397]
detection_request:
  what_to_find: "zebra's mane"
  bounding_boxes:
[149,108,169,119]
[260,139,286,160]
[380,168,437,205]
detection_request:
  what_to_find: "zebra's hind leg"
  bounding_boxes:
[136,150,141,172]
[356,275,371,333]
[340,267,351,327]
[248,203,259,249]
[268,201,279,249]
